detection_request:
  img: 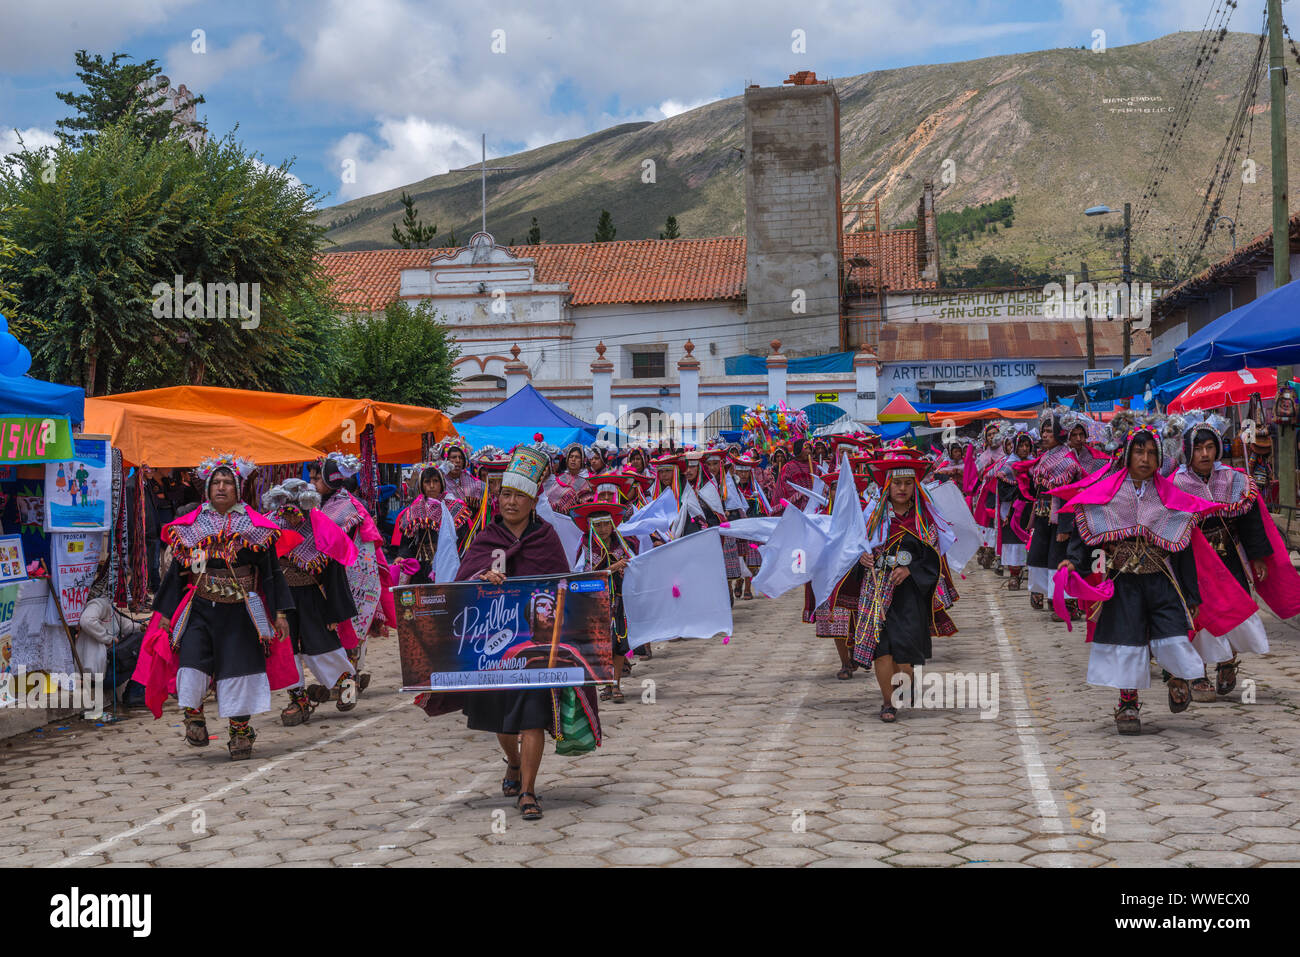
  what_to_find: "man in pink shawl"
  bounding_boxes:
[1057,425,1217,735]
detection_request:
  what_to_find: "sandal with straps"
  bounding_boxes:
[1114,700,1141,735]
[517,791,543,821]
[183,708,209,747]
[879,704,897,723]
[1216,658,1240,697]
[1167,677,1191,714]
[502,760,522,798]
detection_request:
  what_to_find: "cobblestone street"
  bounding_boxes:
[3,570,1299,868]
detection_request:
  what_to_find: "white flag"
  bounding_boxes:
[433,501,461,583]
[670,484,706,539]
[751,506,831,598]
[623,527,733,648]
[536,492,584,571]
[810,453,868,608]
[923,480,980,571]
[618,486,678,539]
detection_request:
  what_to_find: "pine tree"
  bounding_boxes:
[659,215,680,240]
[527,216,541,244]
[55,50,206,147]
[391,191,438,248]
[593,209,616,243]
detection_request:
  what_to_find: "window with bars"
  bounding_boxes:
[631,351,666,378]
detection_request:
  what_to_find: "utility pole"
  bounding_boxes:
[1081,260,1095,368]
[1122,201,1132,368]
[1269,0,1295,507]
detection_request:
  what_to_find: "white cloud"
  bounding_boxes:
[163,32,270,92]
[658,97,718,119]
[328,116,483,200]
[0,0,200,72]
[0,127,60,156]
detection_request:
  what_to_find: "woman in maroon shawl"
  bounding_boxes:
[420,446,601,821]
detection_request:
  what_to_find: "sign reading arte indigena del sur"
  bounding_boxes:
[394,572,615,692]
[0,417,73,464]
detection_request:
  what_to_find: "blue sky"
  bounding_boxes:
[0,0,1264,208]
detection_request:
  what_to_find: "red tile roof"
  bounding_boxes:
[875,321,1150,362]
[843,228,934,291]
[512,237,746,306]
[319,229,928,311]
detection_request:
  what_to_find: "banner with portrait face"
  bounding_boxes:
[394,572,614,692]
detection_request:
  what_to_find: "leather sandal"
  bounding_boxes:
[1216,658,1240,696]
[1114,700,1141,735]
[183,708,209,747]
[1190,677,1217,703]
[1167,678,1191,714]
[517,792,543,821]
[228,722,256,760]
[502,759,521,798]
[280,689,314,727]
[879,704,897,723]
[334,675,359,712]
[1030,592,1044,610]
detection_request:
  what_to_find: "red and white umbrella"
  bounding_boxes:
[1166,368,1276,413]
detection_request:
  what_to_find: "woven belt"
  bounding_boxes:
[198,567,256,603]
[1105,540,1169,575]
[281,564,316,587]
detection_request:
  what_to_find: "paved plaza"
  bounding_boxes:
[2,572,1299,868]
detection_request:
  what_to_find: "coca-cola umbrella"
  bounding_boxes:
[1166,368,1278,413]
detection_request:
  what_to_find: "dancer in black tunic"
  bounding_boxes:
[153,455,293,760]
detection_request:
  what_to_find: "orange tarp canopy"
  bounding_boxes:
[924,409,1039,427]
[95,386,457,463]
[84,399,327,468]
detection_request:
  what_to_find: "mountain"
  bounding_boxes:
[318,31,1300,281]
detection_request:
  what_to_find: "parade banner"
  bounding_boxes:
[50,531,102,626]
[0,583,17,707]
[0,416,73,464]
[44,434,111,532]
[395,572,614,692]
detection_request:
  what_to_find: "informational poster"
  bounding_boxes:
[0,534,25,585]
[44,434,111,532]
[0,583,17,707]
[50,531,102,627]
[395,572,614,692]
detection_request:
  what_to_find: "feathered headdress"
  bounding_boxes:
[197,453,257,496]
[433,436,472,461]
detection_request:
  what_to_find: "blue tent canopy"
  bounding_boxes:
[1081,358,1182,403]
[1176,279,1300,373]
[456,384,607,451]
[911,383,1047,414]
[0,373,84,420]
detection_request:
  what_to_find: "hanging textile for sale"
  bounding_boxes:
[360,424,379,513]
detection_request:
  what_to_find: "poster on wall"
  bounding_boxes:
[0,582,17,707]
[394,572,615,692]
[50,531,103,627]
[44,434,111,533]
[0,534,26,585]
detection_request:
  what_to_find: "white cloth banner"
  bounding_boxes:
[922,481,981,572]
[810,454,868,609]
[536,493,584,571]
[434,500,462,583]
[751,507,831,598]
[623,527,733,648]
[618,487,678,540]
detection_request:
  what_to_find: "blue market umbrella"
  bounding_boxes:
[1176,280,1300,373]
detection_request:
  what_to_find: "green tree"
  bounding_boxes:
[593,209,616,242]
[0,214,30,317]
[332,300,461,409]
[391,191,438,248]
[527,216,541,244]
[0,118,330,395]
[659,215,680,240]
[55,50,205,147]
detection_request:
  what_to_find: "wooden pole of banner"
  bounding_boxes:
[548,583,567,669]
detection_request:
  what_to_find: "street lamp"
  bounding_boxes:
[1083,202,1133,367]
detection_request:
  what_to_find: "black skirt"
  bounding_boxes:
[463,688,552,734]
[1027,514,1053,567]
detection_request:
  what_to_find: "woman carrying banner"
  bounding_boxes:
[997,431,1035,590]
[420,446,601,821]
[1056,424,1211,734]
[574,501,635,703]
[261,480,360,724]
[852,453,958,723]
[393,464,471,583]
[149,455,294,759]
